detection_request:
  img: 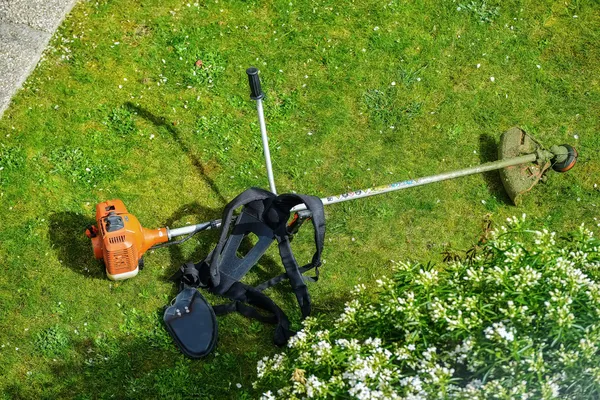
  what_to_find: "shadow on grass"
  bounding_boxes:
[48,211,106,279]
[6,292,351,399]
[124,102,228,206]
[158,201,295,305]
[4,334,262,399]
[5,287,350,399]
[121,102,304,302]
[40,214,348,399]
[478,132,512,204]
[158,201,221,282]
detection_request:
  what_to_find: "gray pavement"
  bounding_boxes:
[0,0,77,118]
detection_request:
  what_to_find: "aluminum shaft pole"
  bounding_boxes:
[290,153,537,212]
[168,221,213,239]
[256,98,277,194]
[168,153,537,238]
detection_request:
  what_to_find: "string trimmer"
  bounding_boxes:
[86,68,577,281]
[86,67,579,357]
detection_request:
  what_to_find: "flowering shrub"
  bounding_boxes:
[253,217,600,399]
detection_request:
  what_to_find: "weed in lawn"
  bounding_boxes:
[184,51,226,88]
[35,326,71,358]
[196,115,234,163]
[104,106,137,136]
[50,301,66,316]
[0,145,25,170]
[0,145,25,186]
[48,147,123,188]
[458,1,500,24]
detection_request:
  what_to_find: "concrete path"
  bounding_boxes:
[0,0,77,118]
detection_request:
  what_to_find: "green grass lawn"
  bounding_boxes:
[0,0,598,398]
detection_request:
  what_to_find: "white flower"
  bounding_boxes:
[415,268,438,287]
[305,375,326,398]
[288,329,309,348]
[260,390,276,400]
[484,321,516,343]
[311,340,332,363]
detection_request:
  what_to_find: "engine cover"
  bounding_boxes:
[88,199,168,280]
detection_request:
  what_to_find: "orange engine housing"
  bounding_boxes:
[87,200,168,280]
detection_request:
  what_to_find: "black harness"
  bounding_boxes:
[164,188,326,358]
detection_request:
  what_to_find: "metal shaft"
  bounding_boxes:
[168,154,537,238]
[290,153,537,212]
[168,221,213,239]
[256,99,277,194]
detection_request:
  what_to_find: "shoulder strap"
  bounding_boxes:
[266,193,326,318]
[208,187,275,287]
[170,188,326,348]
[212,281,294,346]
[276,193,326,268]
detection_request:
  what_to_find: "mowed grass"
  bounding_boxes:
[0,0,598,398]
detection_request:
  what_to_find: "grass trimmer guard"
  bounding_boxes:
[499,127,577,205]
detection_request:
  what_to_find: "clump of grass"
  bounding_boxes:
[0,145,25,170]
[398,64,427,86]
[363,88,421,128]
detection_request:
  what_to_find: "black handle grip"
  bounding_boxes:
[246,67,264,100]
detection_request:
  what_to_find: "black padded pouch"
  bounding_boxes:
[164,287,217,358]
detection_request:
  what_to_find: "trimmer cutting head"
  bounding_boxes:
[499,127,577,205]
